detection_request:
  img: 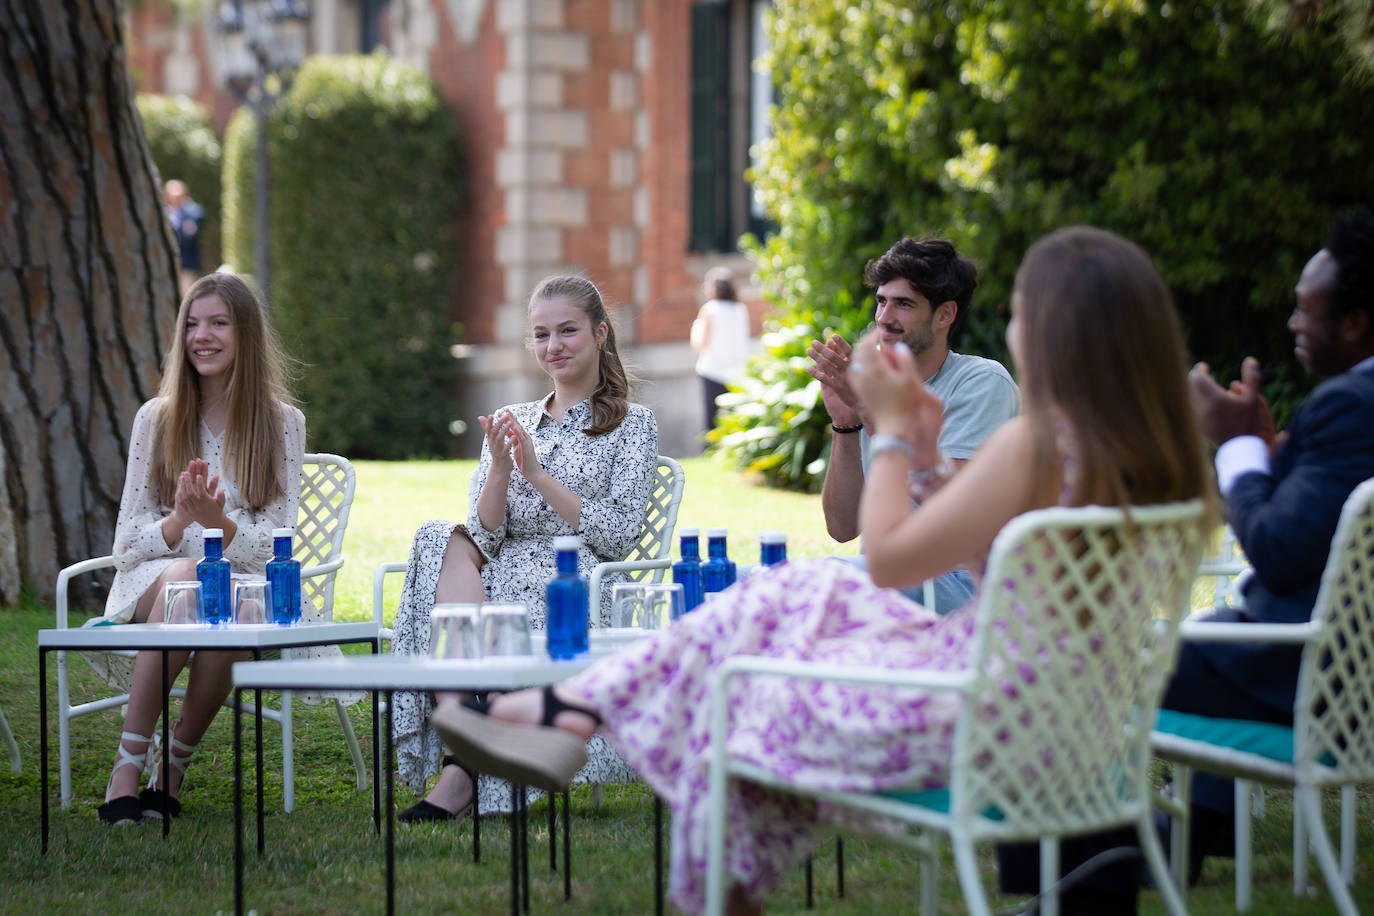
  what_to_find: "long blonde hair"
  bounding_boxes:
[1014,227,1215,517]
[154,273,294,511]
[528,275,633,436]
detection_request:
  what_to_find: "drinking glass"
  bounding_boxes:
[163,580,203,625]
[430,603,482,660]
[481,603,533,657]
[610,582,685,630]
[233,579,272,625]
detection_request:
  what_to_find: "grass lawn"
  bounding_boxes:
[0,455,1369,913]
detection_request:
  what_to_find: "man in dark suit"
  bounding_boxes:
[1165,209,1374,877]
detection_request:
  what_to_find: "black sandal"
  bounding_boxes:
[398,756,474,822]
[538,685,602,729]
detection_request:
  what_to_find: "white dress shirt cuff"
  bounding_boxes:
[1215,436,1270,496]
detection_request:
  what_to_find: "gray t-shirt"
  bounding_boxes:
[859,349,1019,464]
[851,349,1019,614]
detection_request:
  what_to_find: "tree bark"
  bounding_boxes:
[0,0,178,607]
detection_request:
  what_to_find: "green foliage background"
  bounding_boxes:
[135,93,222,273]
[223,53,464,458]
[717,0,1374,491]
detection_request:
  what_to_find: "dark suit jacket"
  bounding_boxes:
[1195,362,1374,711]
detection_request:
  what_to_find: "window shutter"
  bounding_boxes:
[689,2,730,252]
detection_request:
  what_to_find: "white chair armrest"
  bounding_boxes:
[55,555,115,629]
[716,654,977,694]
[300,556,344,580]
[1178,618,1319,644]
[373,561,407,641]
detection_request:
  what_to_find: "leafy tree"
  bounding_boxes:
[718,0,1374,490]
[1,0,176,604]
[1249,0,1374,72]
[136,93,222,271]
[223,53,464,458]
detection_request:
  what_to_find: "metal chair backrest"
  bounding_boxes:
[297,453,356,619]
[1295,478,1374,784]
[948,500,1207,838]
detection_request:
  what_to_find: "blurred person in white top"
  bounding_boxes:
[690,266,752,434]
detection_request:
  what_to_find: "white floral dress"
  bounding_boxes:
[82,399,308,689]
[390,396,658,808]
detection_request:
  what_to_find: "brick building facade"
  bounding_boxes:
[126,0,773,457]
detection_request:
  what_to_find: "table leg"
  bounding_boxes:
[384,692,395,916]
[39,648,49,854]
[520,787,530,914]
[254,651,264,854]
[161,650,171,837]
[472,767,481,863]
[509,783,520,916]
[371,641,381,834]
[548,790,557,871]
[234,687,244,916]
[654,796,664,916]
[563,789,571,901]
[371,688,381,833]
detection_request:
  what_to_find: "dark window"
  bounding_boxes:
[689,0,774,253]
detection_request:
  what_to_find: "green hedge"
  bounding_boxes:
[716,0,1374,491]
[223,52,464,458]
[135,93,222,274]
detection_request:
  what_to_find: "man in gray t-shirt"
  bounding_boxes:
[808,237,1019,613]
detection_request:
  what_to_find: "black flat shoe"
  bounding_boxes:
[398,799,469,822]
[139,787,181,820]
[97,795,143,826]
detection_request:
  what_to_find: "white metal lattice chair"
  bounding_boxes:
[54,453,367,812]
[0,704,19,774]
[1153,477,1374,915]
[704,500,1208,916]
[372,455,685,642]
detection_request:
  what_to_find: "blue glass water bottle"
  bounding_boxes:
[546,535,590,660]
[702,527,737,594]
[266,527,302,625]
[759,531,788,567]
[672,527,705,612]
[197,527,232,625]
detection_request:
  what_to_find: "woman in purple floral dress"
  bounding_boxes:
[433,227,1216,914]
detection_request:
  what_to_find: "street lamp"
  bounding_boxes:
[219,0,310,306]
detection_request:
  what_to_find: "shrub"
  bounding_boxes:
[719,0,1374,490]
[135,93,222,272]
[223,52,464,458]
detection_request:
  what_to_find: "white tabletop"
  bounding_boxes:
[38,620,379,651]
[232,628,651,692]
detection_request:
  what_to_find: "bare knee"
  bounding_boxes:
[140,558,200,623]
[435,530,485,604]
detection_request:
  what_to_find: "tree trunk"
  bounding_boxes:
[0,0,178,607]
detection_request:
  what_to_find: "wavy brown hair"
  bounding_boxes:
[528,275,633,436]
[1014,227,1215,518]
[154,272,295,511]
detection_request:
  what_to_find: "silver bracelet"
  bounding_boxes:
[909,456,955,490]
[868,434,917,463]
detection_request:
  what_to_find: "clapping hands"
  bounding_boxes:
[847,328,944,467]
[806,333,864,428]
[1189,357,1282,451]
[479,408,541,479]
[173,458,226,527]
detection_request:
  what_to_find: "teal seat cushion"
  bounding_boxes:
[879,786,1005,821]
[1156,709,1294,763]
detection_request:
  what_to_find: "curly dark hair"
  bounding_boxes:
[863,237,978,340]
